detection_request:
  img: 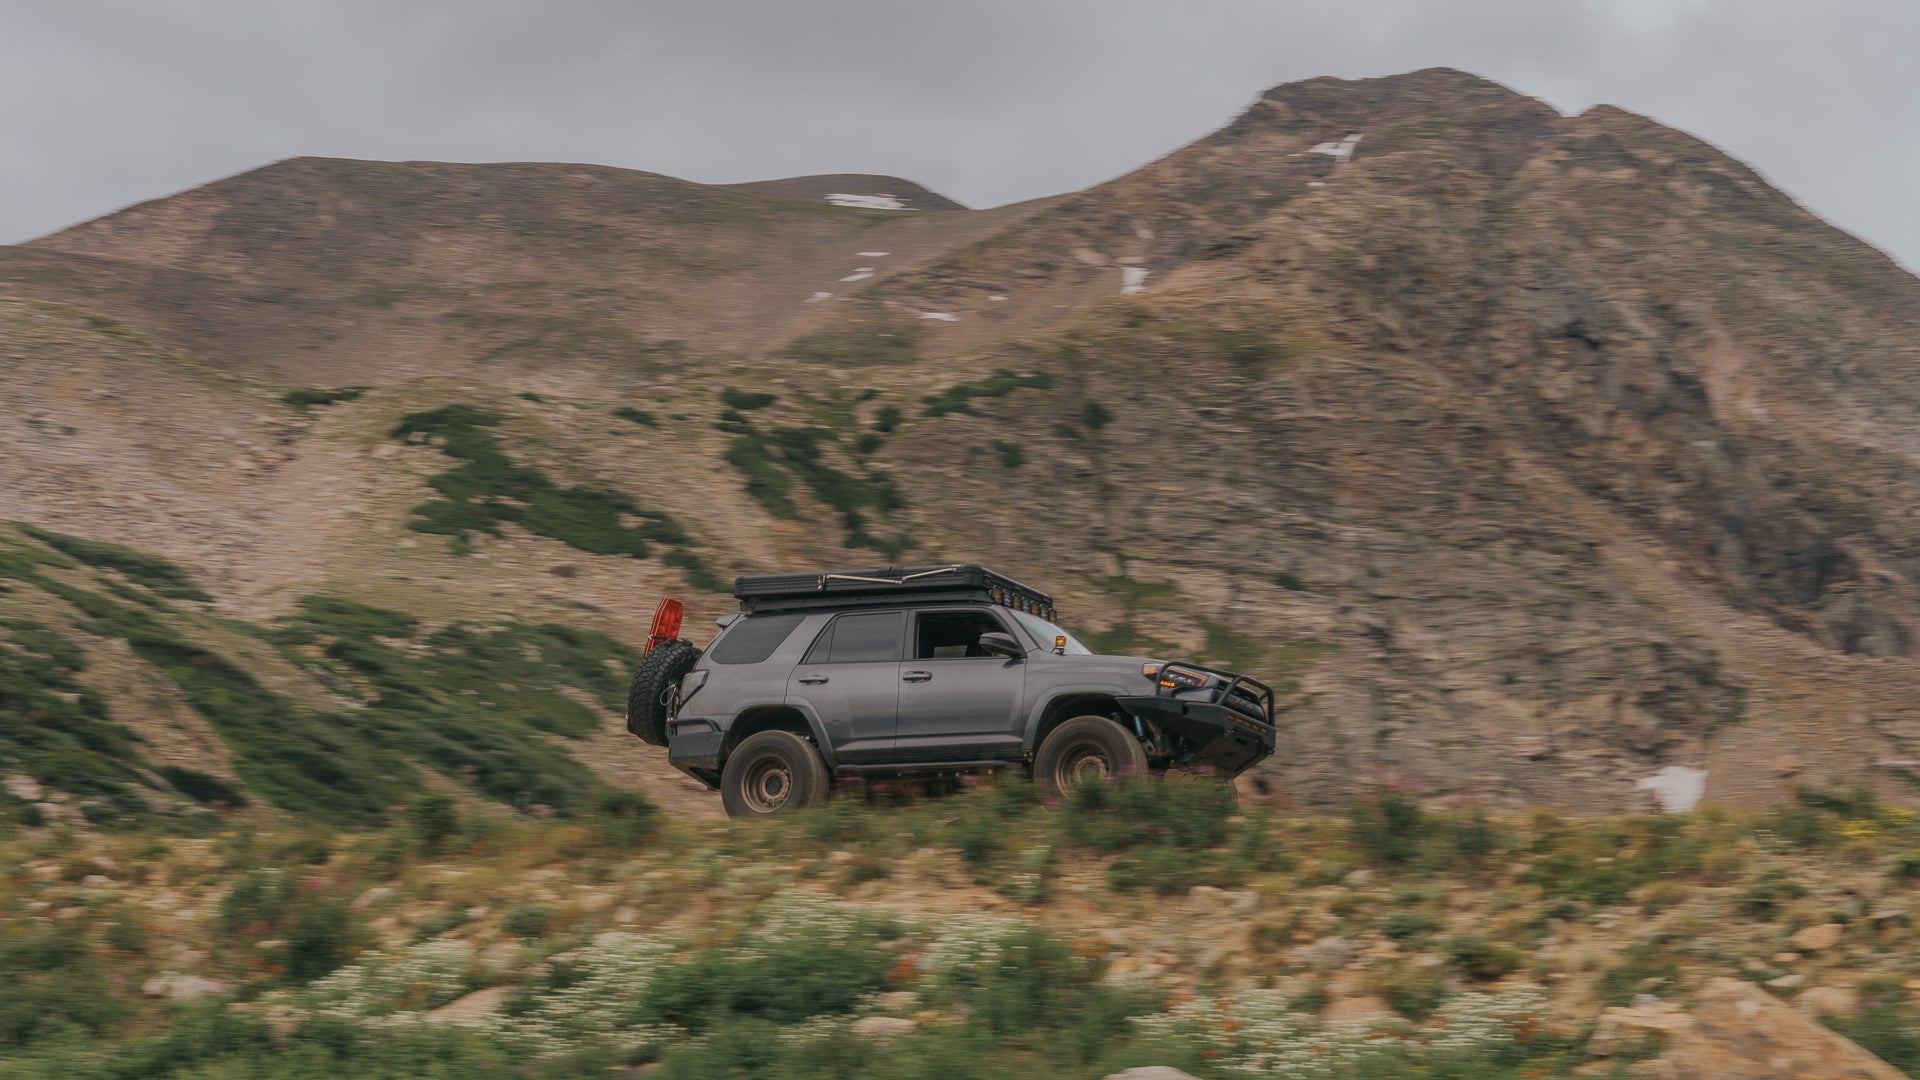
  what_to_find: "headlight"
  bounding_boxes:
[1158,668,1208,690]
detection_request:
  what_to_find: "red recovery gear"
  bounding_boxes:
[644,597,684,655]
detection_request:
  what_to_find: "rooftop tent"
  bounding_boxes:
[732,564,1056,619]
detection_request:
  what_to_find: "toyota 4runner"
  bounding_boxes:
[626,565,1276,818]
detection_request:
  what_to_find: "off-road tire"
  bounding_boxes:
[1034,715,1149,799]
[719,730,829,818]
[626,639,701,747]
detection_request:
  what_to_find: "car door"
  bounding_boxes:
[895,606,1028,760]
[786,610,904,763]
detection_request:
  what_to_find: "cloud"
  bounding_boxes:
[1,0,1914,269]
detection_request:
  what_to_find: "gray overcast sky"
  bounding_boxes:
[4,0,1916,270]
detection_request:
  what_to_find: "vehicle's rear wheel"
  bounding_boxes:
[720,730,829,818]
[627,639,701,747]
[1034,715,1149,799]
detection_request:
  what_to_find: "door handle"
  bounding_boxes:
[797,674,829,685]
[902,671,932,682]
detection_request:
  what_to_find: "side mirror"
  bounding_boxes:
[977,632,1024,658]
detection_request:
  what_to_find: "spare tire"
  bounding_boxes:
[627,639,701,747]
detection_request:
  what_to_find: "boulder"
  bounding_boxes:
[427,986,509,1025]
[141,974,230,1000]
[850,1015,916,1039]
[1617,977,1905,1079]
[4,775,44,802]
[1798,986,1862,1017]
[1791,924,1844,951]
[1291,936,1354,969]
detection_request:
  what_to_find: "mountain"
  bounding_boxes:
[6,67,1920,821]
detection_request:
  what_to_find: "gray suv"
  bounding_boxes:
[626,565,1276,817]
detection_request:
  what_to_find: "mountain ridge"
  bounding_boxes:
[5,67,1920,816]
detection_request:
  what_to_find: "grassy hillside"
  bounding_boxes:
[0,523,645,825]
[6,777,1920,1077]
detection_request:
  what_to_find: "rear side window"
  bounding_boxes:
[804,611,904,664]
[708,614,805,665]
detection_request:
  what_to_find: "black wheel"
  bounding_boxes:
[626,639,701,747]
[1034,715,1149,799]
[720,730,829,818]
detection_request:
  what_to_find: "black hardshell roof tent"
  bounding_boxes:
[732,564,1057,620]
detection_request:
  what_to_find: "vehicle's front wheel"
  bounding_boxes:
[719,730,830,818]
[1034,715,1149,799]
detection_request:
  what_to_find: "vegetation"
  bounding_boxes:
[613,406,659,427]
[280,386,367,413]
[6,767,1920,1076]
[0,527,650,824]
[17,524,209,601]
[778,317,923,367]
[717,393,913,559]
[389,405,722,590]
[991,439,1026,468]
[921,369,1056,417]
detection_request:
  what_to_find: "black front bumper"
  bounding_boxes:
[1116,662,1277,776]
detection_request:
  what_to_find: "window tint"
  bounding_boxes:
[708,613,805,665]
[916,610,1010,659]
[812,612,903,664]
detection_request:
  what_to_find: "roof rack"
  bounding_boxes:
[733,564,1057,619]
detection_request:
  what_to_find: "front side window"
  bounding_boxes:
[708,613,805,665]
[916,609,1011,659]
[806,611,904,664]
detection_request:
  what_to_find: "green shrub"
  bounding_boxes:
[921,370,1055,417]
[1443,934,1523,981]
[285,898,357,982]
[1828,1004,1920,1074]
[1892,851,1920,879]
[0,615,155,819]
[1381,909,1441,942]
[992,439,1026,468]
[1734,867,1806,919]
[613,407,658,427]
[1450,811,1500,861]
[276,595,631,815]
[720,388,777,411]
[721,416,912,558]
[1593,939,1681,1007]
[1349,790,1430,866]
[218,869,296,936]
[0,922,126,1049]
[390,405,706,579]
[503,904,555,938]
[1081,401,1113,430]
[640,912,895,1031]
[1061,773,1234,854]
[872,405,903,432]
[410,792,461,856]
[593,787,658,848]
[281,387,367,413]
[1367,961,1449,1019]
[17,524,210,601]
[158,765,248,807]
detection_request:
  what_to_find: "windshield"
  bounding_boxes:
[1008,609,1094,655]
